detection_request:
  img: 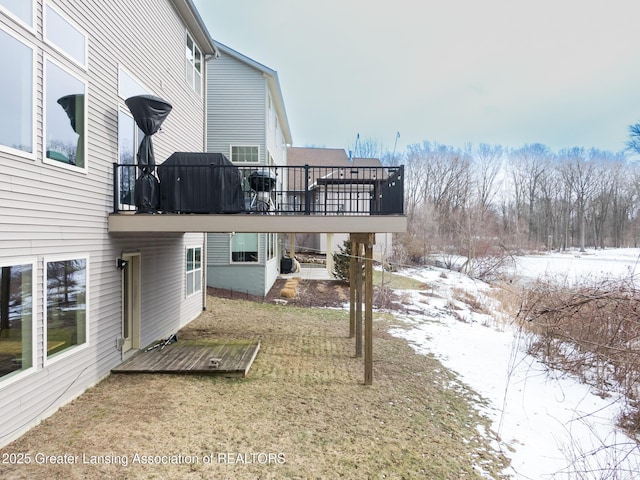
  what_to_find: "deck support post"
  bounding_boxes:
[349,233,375,384]
[349,240,356,338]
[355,242,363,357]
[364,240,373,385]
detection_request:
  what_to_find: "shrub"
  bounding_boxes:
[332,240,363,284]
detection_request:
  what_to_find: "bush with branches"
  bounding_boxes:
[516,274,640,440]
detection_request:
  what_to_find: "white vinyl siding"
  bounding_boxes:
[205,45,290,298]
[206,52,266,160]
[0,0,209,447]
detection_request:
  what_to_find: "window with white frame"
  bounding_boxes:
[185,32,202,95]
[186,247,202,297]
[45,257,87,359]
[0,27,34,157]
[118,66,150,206]
[0,261,35,381]
[44,2,87,68]
[118,109,141,206]
[268,233,276,260]
[231,233,258,263]
[231,146,259,163]
[0,0,33,28]
[44,58,87,170]
[118,65,151,100]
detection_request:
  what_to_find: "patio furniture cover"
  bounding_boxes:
[125,95,173,213]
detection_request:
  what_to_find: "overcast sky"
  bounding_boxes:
[193,0,640,155]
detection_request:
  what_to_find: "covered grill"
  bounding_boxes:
[157,152,245,214]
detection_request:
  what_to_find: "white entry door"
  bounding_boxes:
[121,253,141,355]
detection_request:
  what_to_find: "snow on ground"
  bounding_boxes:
[512,248,640,285]
[388,249,640,479]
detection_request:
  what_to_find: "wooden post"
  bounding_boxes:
[326,233,335,278]
[364,240,373,385]
[288,233,295,258]
[349,240,356,338]
[355,241,363,357]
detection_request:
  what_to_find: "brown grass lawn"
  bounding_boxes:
[0,292,509,479]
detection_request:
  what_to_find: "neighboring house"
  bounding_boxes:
[286,147,394,264]
[0,0,216,447]
[205,42,293,297]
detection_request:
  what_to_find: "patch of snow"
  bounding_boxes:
[389,249,640,479]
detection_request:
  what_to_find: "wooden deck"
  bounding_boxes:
[111,339,260,377]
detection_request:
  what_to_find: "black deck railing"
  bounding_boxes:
[112,163,404,216]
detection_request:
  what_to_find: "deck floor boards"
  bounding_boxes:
[111,340,260,377]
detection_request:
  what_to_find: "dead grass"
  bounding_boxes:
[0,295,509,480]
[515,275,640,440]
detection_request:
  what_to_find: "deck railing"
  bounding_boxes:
[112,163,404,216]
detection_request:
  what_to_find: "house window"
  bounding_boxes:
[0,262,34,381]
[231,146,259,163]
[45,257,87,359]
[118,109,145,207]
[231,233,259,263]
[186,247,202,297]
[268,234,276,260]
[44,58,87,170]
[118,65,151,100]
[185,32,202,95]
[0,27,34,157]
[0,0,33,27]
[44,2,87,68]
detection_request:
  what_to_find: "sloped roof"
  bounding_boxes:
[287,147,382,167]
[286,147,384,192]
[172,0,218,56]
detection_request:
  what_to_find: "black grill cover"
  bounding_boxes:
[157,152,245,214]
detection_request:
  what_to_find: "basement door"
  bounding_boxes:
[121,253,141,355]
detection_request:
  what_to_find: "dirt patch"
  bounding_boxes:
[208,279,351,309]
[0,293,509,479]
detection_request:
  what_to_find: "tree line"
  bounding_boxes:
[351,135,640,265]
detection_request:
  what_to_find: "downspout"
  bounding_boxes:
[201,54,215,311]
[202,235,207,311]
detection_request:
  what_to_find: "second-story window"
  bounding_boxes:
[44,58,87,170]
[0,0,34,28]
[0,27,34,157]
[44,2,87,68]
[185,32,202,95]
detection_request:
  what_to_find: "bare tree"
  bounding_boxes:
[559,148,598,252]
[470,143,503,220]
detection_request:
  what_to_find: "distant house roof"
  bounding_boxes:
[287,147,382,168]
[172,0,218,57]
[212,42,293,145]
[286,147,384,192]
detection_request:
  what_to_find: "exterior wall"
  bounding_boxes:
[206,52,266,160]
[207,233,267,296]
[205,47,290,297]
[0,0,208,447]
[265,83,287,167]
